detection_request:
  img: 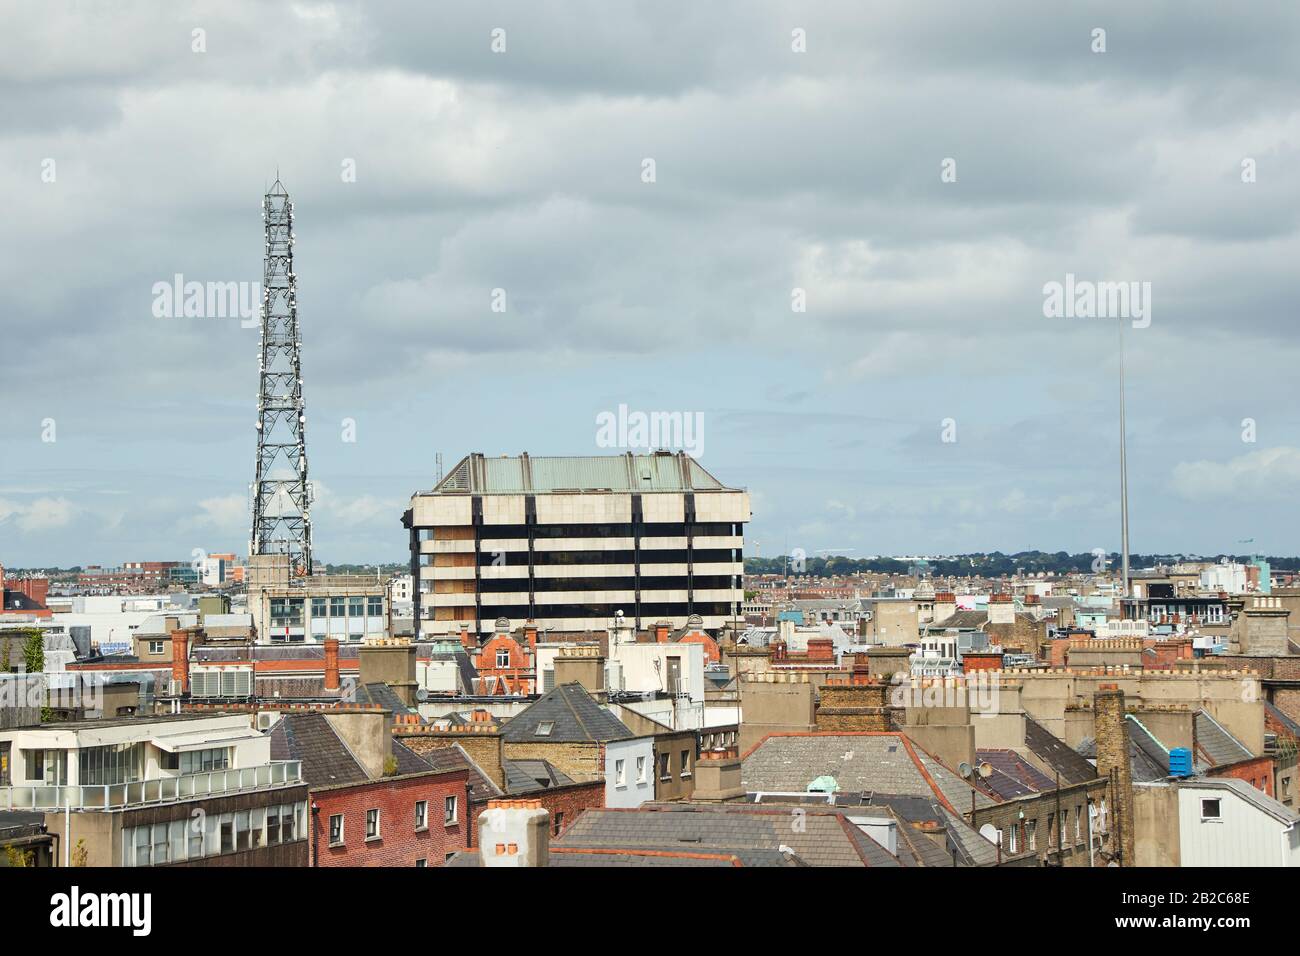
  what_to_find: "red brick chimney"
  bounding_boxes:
[324,637,340,691]
[806,638,835,663]
[460,624,476,652]
[654,621,670,644]
[170,629,190,694]
[524,620,539,653]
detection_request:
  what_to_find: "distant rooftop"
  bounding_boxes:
[423,452,736,495]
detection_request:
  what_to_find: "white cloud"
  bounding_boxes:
[1170,447,1300,501]
[0,497,76,532]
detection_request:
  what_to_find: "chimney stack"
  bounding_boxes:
[1094,684,1135,866]
[691,747,745,802]
[323,637,340,691]
[654,620,670,644]
[170,628,190,695]
[479,799,550,867]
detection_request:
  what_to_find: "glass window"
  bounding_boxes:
[1201,798,1222,819]
[152,823,169,865]
[250,807,265,848]
[311,597,327,619]
[267,807,281,845]
[367,808,380,839]
[330,596,346,617]
[444,796,457,826]
[615,759,626,786]
[220,816,234,854]
[367,596,383,616]
[415,801,427,830]
[680,749,691,777]
[235,811,251,851]
[188,815,203,859]
[283,804,298,842]
[169,819,187,862]
[636,756,647,783]
[134,826,150,867]
[330,813,344,845]
[349,597,365,618]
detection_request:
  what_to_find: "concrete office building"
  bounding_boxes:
[404,452,749,637]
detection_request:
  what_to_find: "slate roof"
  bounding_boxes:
[933,610,989,630]
[352,681,416,714]
[1266,701,1300,739]
[445,846,799,867]
[1194,710,1253,767]
[268,712,368,787]
[552,804,891,867]
[501,682,635,743]
[976,749,1058,799]
[1076,716,1168,783]
[504,758,578,793]
[1024,717,1100,785]
[415,743,502,801]
[741,733,998,812]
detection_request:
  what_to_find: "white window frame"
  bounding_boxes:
[444,795,458,827]
[366,808,381,841]
[415,800,428,831]
[329,813,344,846]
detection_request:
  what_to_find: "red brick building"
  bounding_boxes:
[311,766,470,868]
[269,710,471,867]
[471,623,536,695]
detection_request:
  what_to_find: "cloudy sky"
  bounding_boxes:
[2,1,1298,567]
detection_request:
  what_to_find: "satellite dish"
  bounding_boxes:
[958,762,973,779]
[416,688,429,702]
[978,762,993,779]
[979,824,1001,845]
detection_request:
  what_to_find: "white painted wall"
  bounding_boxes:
[605,737,655,808]
[1177,786,1300,867]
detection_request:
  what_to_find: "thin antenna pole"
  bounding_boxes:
[1118,317,1130,600]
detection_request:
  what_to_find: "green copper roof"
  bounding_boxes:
[429,452,735,494]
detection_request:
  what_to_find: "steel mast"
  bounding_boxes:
[250,178,312,575]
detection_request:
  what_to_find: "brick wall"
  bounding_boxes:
[311,770,469,868]
[815,683,891,732]
[466,780,605,848]
[504,741,603,781]
[1207,755,1275,797]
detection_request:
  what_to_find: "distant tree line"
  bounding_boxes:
[744,551,1300,578]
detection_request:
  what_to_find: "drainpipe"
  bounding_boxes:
[309,801,319,868]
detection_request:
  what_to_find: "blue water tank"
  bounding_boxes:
[1169,747,1193,778]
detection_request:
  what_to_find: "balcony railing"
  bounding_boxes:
[0,761,302,812]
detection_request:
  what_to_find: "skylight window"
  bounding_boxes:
[535,721,555,737]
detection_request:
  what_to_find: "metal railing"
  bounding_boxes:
[0,761,302,811]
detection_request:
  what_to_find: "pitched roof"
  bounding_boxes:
[414,743,502,802]
[501,682,635,743]
[1194,710,1254,767]
[553,804,892,867]
[268,712,367,787]
[427,452,733,495]
[1024,717,1100,785]
[504,758,578,793]
[1180,777,1300,826]
[975,749,1058,798]
[741,732,998,813]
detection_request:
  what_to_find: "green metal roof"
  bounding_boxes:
[428,452,736,494]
